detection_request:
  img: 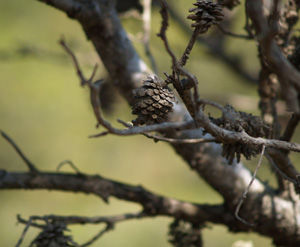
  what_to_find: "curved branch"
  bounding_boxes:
[1,169,299,244]
[0,169,225,224]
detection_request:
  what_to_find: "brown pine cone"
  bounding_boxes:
[211,105,272,164]
[132,75,175,126]
[31,222,74,247]
[187,0,223,33]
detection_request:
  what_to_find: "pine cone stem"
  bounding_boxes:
[180,27,201,66]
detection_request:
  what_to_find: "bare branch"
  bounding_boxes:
[16,217,33,247]
[281,113,300,142]
[18,212,146,226]
[1,131,38,173]
[0,169,229,224]
[179,27,200,66]
[117,119,217,144]
[157,1,200,119]
[81,226,111,247]
[195,110,300,153]
[59,38,97,86]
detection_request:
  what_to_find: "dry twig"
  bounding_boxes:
[1,131,38,173]
[235,145,266,226]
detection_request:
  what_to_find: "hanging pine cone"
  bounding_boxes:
[31,222,74,247]
[187,0,223,33]
[132,75,175,126]
[211,105,272,164]
[168,219,203,247]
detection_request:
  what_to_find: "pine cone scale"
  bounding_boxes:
[132,75,175,126]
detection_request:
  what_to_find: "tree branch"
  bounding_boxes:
[246,0,300,112]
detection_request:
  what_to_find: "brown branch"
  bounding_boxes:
[246,0,300,112]
[157,0,200,119]
[195,110,300,153]
[0,169,229,224]
[117,119,217,144]
[59,39,97,86]
[179,27,200,66]
[281,113,300,142]
[18,212,146,226]
[1,169,300,243]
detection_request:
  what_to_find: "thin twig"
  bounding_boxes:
[15,217,33,247]
[17,215,45,229]
[117,119,217,144]
[142,0,158,74]
[157,0,200,119]
[1,131,38,173]
[157,0,178,70]
[21,212,146,226]
[57,160,82,175]
[144,133,217,144]
[198,98,225,112]
[281,113,300,142]
[59,38,97,86]
[81,225,112,247]
[180,27,200,66]
[235,145,266,226]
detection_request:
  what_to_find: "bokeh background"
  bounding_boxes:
[0,0,299,246]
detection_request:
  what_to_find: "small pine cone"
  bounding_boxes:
[212,105,272,164]
[132,75,175,126]
[168,219,203,247]
[31,222,74,247]
[187,0,223,33]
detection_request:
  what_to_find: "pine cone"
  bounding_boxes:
[168,220,203,247]
[211,105,272,164]
[132,75,175,126]
[187,0,223,33]
[31,222,74,247]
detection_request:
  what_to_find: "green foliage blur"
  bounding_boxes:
[1,0,298,246]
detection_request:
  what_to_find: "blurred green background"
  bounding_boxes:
[0,0,298,246]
